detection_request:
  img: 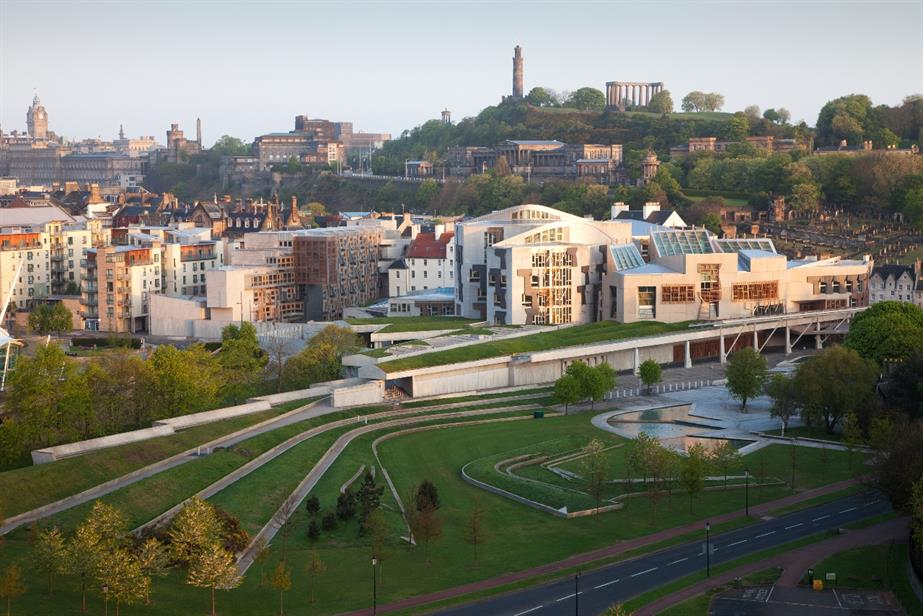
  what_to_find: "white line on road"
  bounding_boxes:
[727,539,747,547]
[555,592,582,602]
[594,579,620,589]
[667,557,688,566]
[785,523,803,530]
[755,531,776,538]
[839,507,856,514]
[863,501,879,507]
[631,567,658,577]
[812,515,830,522]
[513,606,543,616]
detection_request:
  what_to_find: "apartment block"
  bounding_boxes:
[387,230,455,297]
[83,242,161,333]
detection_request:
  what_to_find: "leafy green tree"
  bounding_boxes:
[85,350,153,433]
[873,422,923,511]
[794,346,878,434]
[700,212,722,235]
[186,542,242,616]
[146,344,221,417]
[681,91,706,112]
[33,527,67,595]
[565,87,606,111]
[846,301,923,364]
[766,373,799,437]
[310,324,361,356]
[305,496,320,516]
[789,182,821,214]
[281,342,340,390]
[414,480,440,512]
[0,564,26,616]
[680,443,709,512]
[335,490,356,521]
[218,322,267,403]
[724,113,749,142]
[582,439,609,515]
[703,92,725,112]
[525,87,556,108]
[306,551,326,604]
[307,520,320,541]
[709,441,742,490]
[647,90,673,114]
[628,432,659,487]
[210,135,250,157]
[763,108,780,123]
[638,359,662,394]
[96,547,151,616]
[357,471,384,532]
[27,302,72,334]
[553,373,581,414]
[270,561,291,616]
[841,412,863,473]
[168,497,224,565]
[725,347,768,411]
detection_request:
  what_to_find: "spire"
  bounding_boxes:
[196,117,202,144]
[119,124,125,140]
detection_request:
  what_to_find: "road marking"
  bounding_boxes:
[785,523,803,530]
[812,515,830,522]
[727,539,747,547]
[833,588,844,608]
[667,557,688,566]
[594,579,620,589]
[755,531,776,538]
[839,507,856,514]
[555,592,581,602]
[766,584,775,602]
[631,567,657,577]
[513,607,543,616]
[863,501,878,507]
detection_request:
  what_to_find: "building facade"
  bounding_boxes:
[869,261,923,307]
[388,231,455,297]
[448,140,623,182]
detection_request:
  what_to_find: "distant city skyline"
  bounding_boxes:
[1,0,921,146]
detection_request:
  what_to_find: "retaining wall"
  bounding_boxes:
[332,380,385,407]
[31,425,176,464]
[153,401,272,430]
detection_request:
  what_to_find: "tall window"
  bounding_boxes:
[638,286,656,319]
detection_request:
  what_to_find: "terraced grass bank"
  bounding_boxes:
[346,316,479,332]
[379,320,694,372]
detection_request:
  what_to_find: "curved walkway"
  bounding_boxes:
[0,396,337,536]
[636,517,908,615]
[236,410,536,572]
[338,477,864,615]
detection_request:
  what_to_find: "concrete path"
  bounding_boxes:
[637,517,909,615]
[337,478,865,615]
[0,397,339,535]
[235,408,537,572]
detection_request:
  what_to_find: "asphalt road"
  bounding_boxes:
[436,493,891,616]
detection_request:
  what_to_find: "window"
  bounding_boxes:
[662,285,695,303]
[732,281,779,302]
[638,286,656,319]
[469,270,480,282]
[819,281,828,294]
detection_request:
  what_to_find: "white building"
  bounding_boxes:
[388,230,455,297]
[869,261,922,307]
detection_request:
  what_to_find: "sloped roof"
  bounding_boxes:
[0,204,75,226]
[406,232,454,259]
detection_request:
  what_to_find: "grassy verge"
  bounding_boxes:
[764,425,845,442]
[346,316,478,332]
[379,320,694,372]
[658,568,781,616]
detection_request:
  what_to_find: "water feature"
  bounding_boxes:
[606,404,754,453]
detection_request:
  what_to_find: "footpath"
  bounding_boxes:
[341,477,863,615]
[636,516,908,615]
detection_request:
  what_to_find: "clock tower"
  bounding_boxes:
[26,94,48,140]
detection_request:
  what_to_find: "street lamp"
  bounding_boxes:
[575,570,580,616]
[102,584,109,616]
[745,469,750,518]
[705,522,711,577]
[371,556,378,615]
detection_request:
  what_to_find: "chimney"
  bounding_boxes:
[611,202,630,220]
[642,201,661,221]
[864,140,873,151]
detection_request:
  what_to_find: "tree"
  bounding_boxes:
[64,524,101,612]
[362,508,389,585]
[647,90,673,114]
[841,412,863,474]
[700,212,722,235]
[252,537,270,587]
[794,346,878,434]
[582,439,609,516]
[591,363,617,407]
[763,108,780,124]
[680,443,708,512]
[63,503,129,614]
[525,87,556,108]
[146,344,221,417]
[553,373,581,414]
[210,135,250,157]
[638,359,662,395]
[565,87,606,111]
[218,322,266,403]
[766,373,799,437]
[789,182,821,215]
[136,537,170,584]
[168,497,224,565]
[307,519,320,541]
[0,564,25,616]
[681,91,706,113]
[777,108,791,124]
[725,348,768,411]
[186,542,243,616]
[414,480,440,512]
[34,527,66,595]
[410,504,443,564]
[709,441,742,490]
[305,495,320,516]
[357,472,384,531]
[846,301,923,365]
[310,324,361,357]
[463,498,490,567]
[281,341,341,391]
[724,113,749,142]
[322,511,338,530]
[270,561,291,616]
[744,105,761,121]
[27,302,72,335]
[628,432,659,487]
[95,548,150,616]
[306,551,326,605]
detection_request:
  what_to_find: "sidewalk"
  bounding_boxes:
[636,517,909,615]
[341,477,863,615]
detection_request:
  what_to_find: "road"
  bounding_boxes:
[436,493,891,616]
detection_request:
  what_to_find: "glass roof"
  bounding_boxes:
[714,238,777,254]
[651,230,714,257]
[610,243,646,271]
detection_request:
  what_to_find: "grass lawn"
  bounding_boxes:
[686,194,750,207]
[345,316,479,333]
[812,542,923,613]
[0,401,312,519]
[379,320,694,372]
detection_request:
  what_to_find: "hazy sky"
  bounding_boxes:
[2,0,922,146]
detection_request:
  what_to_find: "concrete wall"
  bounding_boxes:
[153,401,272,430]
[332,380,385,407]
[32,425,176,464]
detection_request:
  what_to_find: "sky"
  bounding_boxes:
[1,0,922,146]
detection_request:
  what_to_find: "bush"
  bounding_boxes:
[305,495,320,516]
[215,507,250,553]
[71,336,142,349]
[321,512,337,531]
[307,519,320,541]
[336,490,356,521]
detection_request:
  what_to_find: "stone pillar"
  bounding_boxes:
[753,329,759,351]
[643,85,650,106]
[684,340,692,369]
[785,326,792,355]
[634,347,640,375]
[719,334,726,365]
[815,334,823,349]
[633,85,639,105]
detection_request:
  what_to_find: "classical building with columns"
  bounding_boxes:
[606,82,665,111]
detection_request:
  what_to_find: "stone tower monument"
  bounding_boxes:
[196,117,203,145]
[641,150,661,184]
[26,94,48,140]
[441,109,451,125]
[512,45,524,100]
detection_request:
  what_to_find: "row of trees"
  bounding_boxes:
[0,324,360,468]
[524,87,607,111]
[553,361,617,413]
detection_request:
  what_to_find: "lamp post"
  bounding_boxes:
[745,469,750,517]
[103,584,109,616]
[371,556,378,615]
[705,522,711,577]
[575,570,580,615]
